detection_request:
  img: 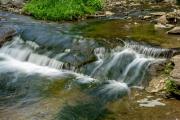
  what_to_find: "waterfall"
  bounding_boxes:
[124,41,174,58]
[0,36,65,69]
[91,46,166,87]
[0,36,168,103]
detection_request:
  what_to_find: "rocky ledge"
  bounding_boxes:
[0,26,17,46]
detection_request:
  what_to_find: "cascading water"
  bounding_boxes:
[0,36,170,120]
[0,36,68,69]
[0,36,169,98]
[124,41,174,58]
[90,46,166,85]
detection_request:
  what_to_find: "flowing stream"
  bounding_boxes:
[0,11,180,120]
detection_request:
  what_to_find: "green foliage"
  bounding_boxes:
[23,0,103,21]
[165,79,180,96]
[163,62,174,75]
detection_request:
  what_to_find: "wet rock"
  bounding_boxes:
[156,15,168,24]
[150,12,166,16]
[170,55,180,85]
[105,11,115,16]
[167,26,180,34]
[154,23,174,29]
[0,16,6,21]
[148,60,168,76]
[143,16,151,19]
[0,27,16,46]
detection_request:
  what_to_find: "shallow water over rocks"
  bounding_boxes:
[0,11,180,120]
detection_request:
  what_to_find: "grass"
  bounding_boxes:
[23,0,104,21]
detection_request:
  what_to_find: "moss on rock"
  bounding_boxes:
[165,79,180,98]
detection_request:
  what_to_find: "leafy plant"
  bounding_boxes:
[165,79,180,96]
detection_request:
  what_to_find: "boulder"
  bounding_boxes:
[146,75,166,93]
[167,26,180,34]
[148,60,168,76]
[0,27,17,46]
[170,55,180,85]
[154,23,174,29]
[156,15,168,24]
[105,11,115,16]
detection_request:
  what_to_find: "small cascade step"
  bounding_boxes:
[124,41,174,58]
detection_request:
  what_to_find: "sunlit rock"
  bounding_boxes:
[167,26,180,34]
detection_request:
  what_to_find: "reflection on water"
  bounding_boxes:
[104,90,180,120]
[75,19,180,48]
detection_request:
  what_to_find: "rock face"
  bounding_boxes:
[171,55,180,85]
[167,27,180,34]
[0,27,16,46]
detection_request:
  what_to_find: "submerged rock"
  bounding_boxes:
[0,27,16,46]
[167,26,180,34]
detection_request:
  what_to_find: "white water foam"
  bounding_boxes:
[0,36,65,70]
[0,53,96,84]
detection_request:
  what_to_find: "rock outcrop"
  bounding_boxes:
[171,55,180,85]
